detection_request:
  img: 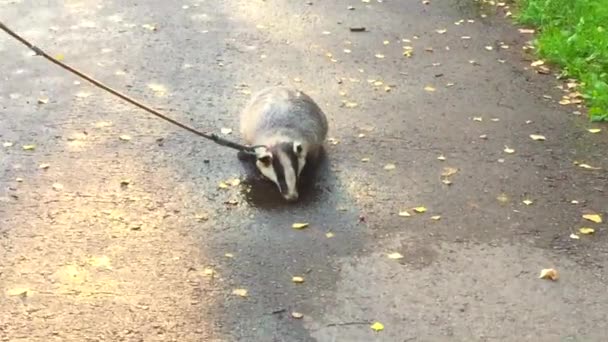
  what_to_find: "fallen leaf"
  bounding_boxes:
[38,97,49,104]
[431,215,441,220]
[485,46,493,51]
[361,157,370,162]
[203,268,215,276]
[437,155,446,161]
[570,233,580,240]
[442,179,452,185]
[6,288,30,297]
[461,36,471,40]
[539,268,559,281]
[582,214,602,223]
[147,83,166,94]
[343,48,352,53]
[383,163,396,170]
[22,145,36,151]
[326,232,334,238]
[232,289,248,297]
[292,223,309,229]
[530,60,545,67]
[142,24,157,31]
[413,206,427,213]
[291,312,304,319]
[3,142,14,147]
[371,322,384,332]
[375,53,385,59]
[398,211,411,217]
[587,128,602,134]
[75,91,92,98]
[503,146,515,154]
[424,85,436,92]
[218,181,229,189]
[224,253,234,258]
[497,193,509,203]
[220,127,233,135]
[119,135,132,141]
[344,101,359,108]
[195,213,209,222]
[519,28,535,34]
[383,40,390,45]
[39,163,50,170]
[559,99,571,105]
[530,134,546,141]
[292,276,305,283]
[387,252,403,260]
[579,227,595,235]
[440,167,458,178]
[578,163,601,170]
[522,199,533,205]
[435,29,447,34]
[473,117,483,122]
[229,178,241,186]
[89,255,112,269]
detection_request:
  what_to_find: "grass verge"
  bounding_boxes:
[516,0,608,121]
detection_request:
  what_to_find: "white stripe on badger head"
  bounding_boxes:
[257,157,280,190]
[278,150,298,198]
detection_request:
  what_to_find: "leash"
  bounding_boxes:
[0,21,257,155]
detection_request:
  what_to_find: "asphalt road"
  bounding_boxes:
[1,0,608,341]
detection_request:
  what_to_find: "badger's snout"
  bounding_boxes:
[282,191,299,202]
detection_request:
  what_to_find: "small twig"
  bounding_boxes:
[326,321,372,327]
[269,308,287,315]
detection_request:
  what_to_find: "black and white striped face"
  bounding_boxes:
[255,142,307,202]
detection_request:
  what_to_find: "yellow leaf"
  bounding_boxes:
[22,144,36,151]
[54,53,65,61]
[291,312,304,319]
[292,276,304,283]
[431,215,441,221]
[485,46,493,51]
[326,232,334,238]
[292,222,309,229]
[442,179,452,185]
[579,227,595,235]
[441,167,458,177]
[504,146,515,154]
[361,157,370,162]
[582,214,602,223]
[343,48,352,53]
[89,255,112,269]
[218,182,229,189]
[39,163,50,170]
[384,163,396,170]
[522,199,533,205]
[587,128,601,134]
[570,233,580,240]
[578,163,601,170]
[375,53,385,59]
[344,101,359,108]
[559,99,571,105]
[6,287,30,297]
[398,211,411,217]
[530,134,546,141]
[232,288,248,297]
[119,135,132,141]
[435,29,447,34]
[3,142,13,147]
[437,155,446,161]
[387,252,403,259]
[424,85,436,92]
[413,206,427,213]
[224,253,234,258]
[539,268,559,281]
[473,117,483,122]
[383,40,390,45]
[370,322,384,331]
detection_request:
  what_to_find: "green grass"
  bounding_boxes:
[516,0,608,121]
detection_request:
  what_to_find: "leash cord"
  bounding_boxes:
[0,20,256,154]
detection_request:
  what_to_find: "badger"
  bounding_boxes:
[239,86,328,202]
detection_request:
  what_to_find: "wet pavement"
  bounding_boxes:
[1,0,608,341]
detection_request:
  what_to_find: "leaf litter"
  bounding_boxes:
[582,214,602,223]
[539,268,559,281]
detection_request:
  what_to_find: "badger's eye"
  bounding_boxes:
[258,156,272,166]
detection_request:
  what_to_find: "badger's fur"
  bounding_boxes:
[239,86,328,202]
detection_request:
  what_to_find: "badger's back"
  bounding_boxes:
[240,86,328,147]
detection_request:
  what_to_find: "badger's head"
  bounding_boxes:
[254,141,307,202]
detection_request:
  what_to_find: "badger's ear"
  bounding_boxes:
[293,141,303,155]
